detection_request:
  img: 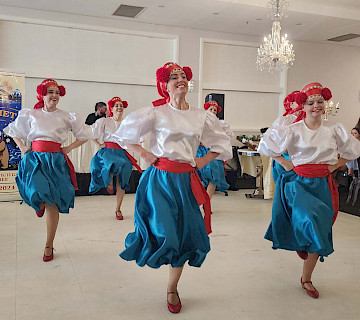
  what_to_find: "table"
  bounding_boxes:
[238,149,276,199]
[238,149,264,199]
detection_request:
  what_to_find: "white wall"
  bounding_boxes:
[0,8,264,113]
[0,20,176,115]
[287,41,360,130]
[25,78,156,118]
[203,89,280,132]
[201,41,283,133]
[0,10,360,132]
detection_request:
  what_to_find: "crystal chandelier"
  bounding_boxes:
[256,0,295,72]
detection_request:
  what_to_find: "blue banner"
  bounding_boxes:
[0,74,23,171]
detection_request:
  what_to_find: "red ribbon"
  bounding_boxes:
[152,97,170,107]
[294,164,339,224]
[153,158,212,235]
[32,140,78,190]
[104,142,143,173]
[289,106,306,123]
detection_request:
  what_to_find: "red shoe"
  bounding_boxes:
[301,277,319,299]
[296,250,308,260]
[106,186,115,195]
[43,247,55,262]
[36,208,45,218]
[167,291,182,314]
[115,211,124,220]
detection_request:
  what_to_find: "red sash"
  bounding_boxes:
[32,140,78,190]
[104,142,143,173]
[294,164,338,224]
[153,158,212,235]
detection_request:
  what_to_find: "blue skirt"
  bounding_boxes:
[89,148,132,193]
[265,170,334,260]
[196,145,229,192]
[16,151,74,213]
[120,165,210,268]
[272,152,290,183]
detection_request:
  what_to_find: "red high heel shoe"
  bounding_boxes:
[43,247,55,262]
[301,277,319,299]
[296,250,308,260]
[115,211,124,220]
[36,208,45,218]
[167,291,182,313]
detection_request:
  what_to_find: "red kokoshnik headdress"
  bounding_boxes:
[283,91,300,116]
[152,62,193,107]
[204,100,222,114]
[292,82,332,123]
[34,79,66,109]
[107,97,128,117]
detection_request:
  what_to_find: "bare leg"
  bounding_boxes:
[207,182,216,200]
[167,266,184,304]
[115,177,125,218]
[44,203,59,256]
[302,252,319,291]
[108,176,114,190]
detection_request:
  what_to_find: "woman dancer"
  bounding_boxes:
[90,97,141,220]
[113,62,232,313]
[258,82,360,298]
[196,100,232,198]
[3,79,91,261]
[271,91,300,182]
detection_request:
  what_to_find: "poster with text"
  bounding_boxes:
[0,72,25,201]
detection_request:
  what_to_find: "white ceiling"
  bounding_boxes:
[0,0,359,46]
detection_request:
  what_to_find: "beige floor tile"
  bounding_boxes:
[0,259,16,320]
[1,190,360,319]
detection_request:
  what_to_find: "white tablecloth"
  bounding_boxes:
[238,149,275,199]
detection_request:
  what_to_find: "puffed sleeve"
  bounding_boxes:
[200,112,232,161]
[112,106,155,148]
[68,112,92,141]
[271,114,296,129]
[335,123,360,160]
[257,125,292,158]
[2,108,31,140]
[91,117,106,143]
[219,120,234,138]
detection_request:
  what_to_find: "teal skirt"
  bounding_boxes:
[89,148,132,193]
[265,169,334,261]
[16,151,74,213]
[196,145,229,192]
[120,165,210,268]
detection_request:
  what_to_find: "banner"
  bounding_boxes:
[0,71,25,201]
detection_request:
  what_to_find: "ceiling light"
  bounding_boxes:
[256,0,295,72]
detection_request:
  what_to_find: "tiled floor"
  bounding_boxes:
[1,190,360,320]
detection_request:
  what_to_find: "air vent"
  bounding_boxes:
[113,4,145,18]
[328,34,360,42]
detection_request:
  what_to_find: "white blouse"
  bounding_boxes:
[271,114,296,128]
[258,120,360,166]
[91,117,122,144]
[112,103,233,167]
[3,108,92,144]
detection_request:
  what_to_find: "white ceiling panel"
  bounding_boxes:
[0,0,359,46]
